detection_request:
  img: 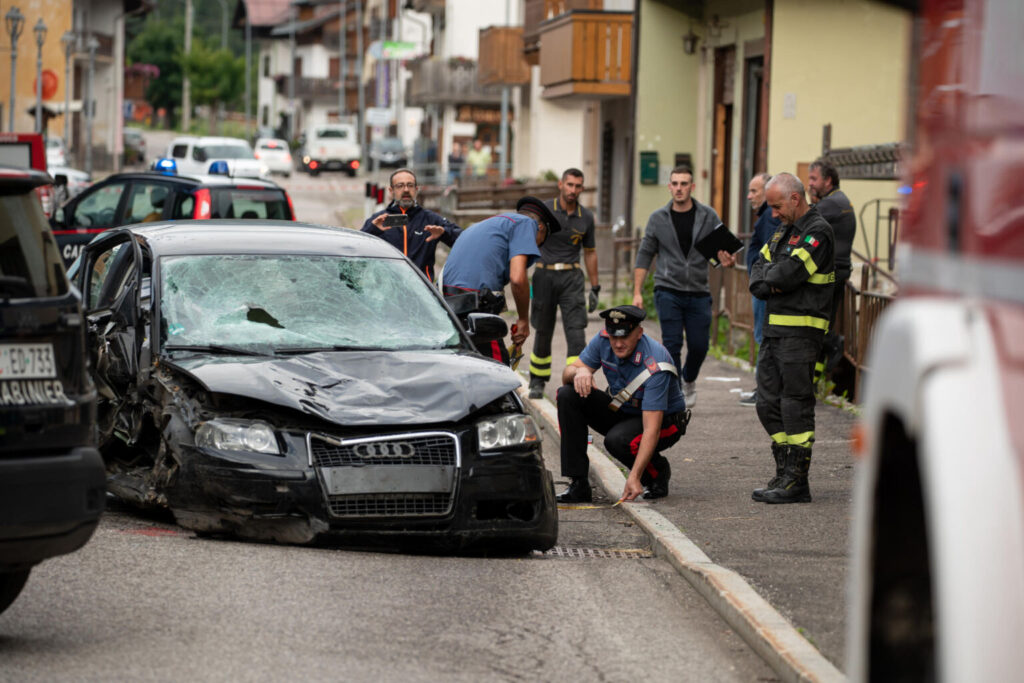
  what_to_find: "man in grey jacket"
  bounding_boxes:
[633,166,724,408]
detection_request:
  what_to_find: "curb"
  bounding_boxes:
[522,384,845,683]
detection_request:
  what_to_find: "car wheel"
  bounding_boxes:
[283,172,291,179]
[346,168,356,178]
[0,569,31,615]
[310,169,320,177]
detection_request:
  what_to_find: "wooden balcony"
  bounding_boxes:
[274,75,359,101]
[523,0,602,65]
[478,27,531,87]
[539,11,632,99]
[406,57,501,107]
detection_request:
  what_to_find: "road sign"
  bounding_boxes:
[366,107,392,126]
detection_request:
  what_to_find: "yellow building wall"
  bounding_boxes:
[768,0,911,267]
[0,1,73,133]
[632,0,700,229]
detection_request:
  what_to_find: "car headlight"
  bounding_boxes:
[476,414,540,452]
[195,418,280,454]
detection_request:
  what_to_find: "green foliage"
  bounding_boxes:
[182,41,245,118]
[539,169,558,182]
[127,17,185,121]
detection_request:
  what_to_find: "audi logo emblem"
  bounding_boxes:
[352,441,416,458]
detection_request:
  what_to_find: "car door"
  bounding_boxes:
[76,230,146,447]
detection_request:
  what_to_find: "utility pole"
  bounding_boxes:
[182,0,192,131]
[245,12,251,138]
[338,0,347,120]
[289,3,296,139]
[499,0,511,179]
[395,6,404,151]
[84,35,98,175]
[356,1,365,164]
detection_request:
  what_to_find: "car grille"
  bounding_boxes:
[327,493,452,518]
[309,432,458,467]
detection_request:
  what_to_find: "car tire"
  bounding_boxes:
[0,569,31,615]
[283,172,291,179]
[310,169,320,177]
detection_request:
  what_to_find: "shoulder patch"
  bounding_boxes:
[788,236,800,245]
[645,356,659,373]
[804,235,820,248]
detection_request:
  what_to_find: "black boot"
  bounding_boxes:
[528,377,545,400]
[556,477,592,503]
[759,446,812,504]
[641,458,671,499]
[751,443,787,502]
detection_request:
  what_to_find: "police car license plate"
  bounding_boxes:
[0,343,57,379]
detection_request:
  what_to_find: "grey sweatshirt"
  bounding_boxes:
[635,199,724,293]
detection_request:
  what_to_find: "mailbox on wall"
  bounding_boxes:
[639,151,659,185]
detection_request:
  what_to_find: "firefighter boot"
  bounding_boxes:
[751,443,787,502]
[759,446,813,504]
[528,376,546,400]
[556,477,592,504]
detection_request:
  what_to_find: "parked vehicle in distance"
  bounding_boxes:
[49,166,91,200]
[0,166,106,616]
[123,127,146,165]
[0,132,54,217]
[848,1,1024,680]
[300,123,360,176]
[369,136,408,169]
[166,136,269,179]
[73,221,557,551]
[50,164,295,266]
[45,136,67,168]
[254,138,293,177]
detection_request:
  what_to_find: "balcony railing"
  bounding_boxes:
[274,75,359,101]
[523,0,602,63]
[478,27,531,87]
[406,58,501,107]
[538,11,632,99]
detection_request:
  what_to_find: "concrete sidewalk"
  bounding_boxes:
[520,311,855,681]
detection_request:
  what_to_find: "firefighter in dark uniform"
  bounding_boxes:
[528,168,600,399]
[555,305,689,504]
[747,172,835,504]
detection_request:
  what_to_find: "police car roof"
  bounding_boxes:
[119,221,403,259]
[95,170,281,189]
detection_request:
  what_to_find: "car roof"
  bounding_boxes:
[93,170,283,189]
[120,222,403,260]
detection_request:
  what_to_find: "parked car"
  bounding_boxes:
[45,136,68,168]
[369,136,408,168]
[0,166,106,616]
[300,123,360,176]
[254,138,293,177]
[50,166,295,267]
[166,136,268,179]
[123,127,146,165]
[72,221,557,551]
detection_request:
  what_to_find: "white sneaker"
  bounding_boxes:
[683,381,697,408]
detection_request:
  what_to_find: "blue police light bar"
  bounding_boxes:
[208,160,230,176]
[154,158,177,175]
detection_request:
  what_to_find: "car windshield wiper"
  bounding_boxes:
[164,343,270,357]
[274,345,380,354]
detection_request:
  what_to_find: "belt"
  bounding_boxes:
[536,262,579,271]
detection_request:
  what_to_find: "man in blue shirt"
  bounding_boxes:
[361,169,462,281]
[442,196,561,362]
[556,305,689,503]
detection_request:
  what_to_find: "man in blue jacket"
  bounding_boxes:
[361,168,461,281]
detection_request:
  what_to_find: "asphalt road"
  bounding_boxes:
[1,499,775,682]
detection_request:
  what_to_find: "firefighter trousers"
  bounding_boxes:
[530,268,587,385]
[556,385,685,483]
[755,336,822,449]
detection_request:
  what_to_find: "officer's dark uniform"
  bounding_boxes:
[814,187,856,379]
[361,202,461,281]
[748,205,834,504]
[555,306,688,503]
[528,197,596,395]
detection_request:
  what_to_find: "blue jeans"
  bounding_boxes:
[653,289,712,383]
[752,295,766,345]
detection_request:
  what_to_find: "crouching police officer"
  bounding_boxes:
[556,305,690,503]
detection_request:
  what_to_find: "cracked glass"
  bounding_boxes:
[160,254,460,352]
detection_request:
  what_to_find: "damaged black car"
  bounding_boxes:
[74,221,557,551]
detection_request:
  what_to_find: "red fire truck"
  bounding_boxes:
[848,0,1024,679]
[0,132,54,216]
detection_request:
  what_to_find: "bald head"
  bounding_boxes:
[764,172,809,225]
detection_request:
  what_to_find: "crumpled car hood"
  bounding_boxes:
[167,350,520,426]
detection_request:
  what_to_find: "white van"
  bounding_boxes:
[165,136,268,179]
[299,123,361,176]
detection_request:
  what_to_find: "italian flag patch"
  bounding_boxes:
[804,235,819,247]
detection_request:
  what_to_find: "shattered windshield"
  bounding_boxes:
[159,254,460,353]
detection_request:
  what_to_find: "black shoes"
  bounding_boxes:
[528,381,545,400]
[556,477,592,503]
[751,443,787,502]
[642,478,669,499]
[755,445,813,504]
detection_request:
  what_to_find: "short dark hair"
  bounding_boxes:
[561,167,584,182]
[389,168,417,187]
[670,165,693,178]
[809,159,839,189]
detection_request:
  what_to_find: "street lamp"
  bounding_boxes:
[5,6,25,132]
[33,18,46,134]
[61,31,75,150]
[84,34,98,175]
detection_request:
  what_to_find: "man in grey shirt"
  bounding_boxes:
[633,165,724,408]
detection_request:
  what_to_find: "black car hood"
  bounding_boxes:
[167,350,519,426]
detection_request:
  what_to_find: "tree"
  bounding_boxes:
[126,17,184,127]
[181,40,245,134]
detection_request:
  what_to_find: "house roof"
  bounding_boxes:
[234,0,292,28]
[269,9,338,37]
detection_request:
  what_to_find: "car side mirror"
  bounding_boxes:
[465,313,508,346]
[53,174,68,187]
[444,291,478,317]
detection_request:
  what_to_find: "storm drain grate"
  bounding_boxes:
[533,546,653,559]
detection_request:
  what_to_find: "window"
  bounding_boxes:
[263,55,270,78]
[0,192,67,297]
[86,243,133,312]
[124,183,171,224]
[72,183,126,228]
[171,144,188,159]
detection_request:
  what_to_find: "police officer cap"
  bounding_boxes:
[600,305,646,337]
[516,196,561,234]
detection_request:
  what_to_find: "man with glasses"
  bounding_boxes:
[361,168,462,281]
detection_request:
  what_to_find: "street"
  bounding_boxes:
[1,496,773,682]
